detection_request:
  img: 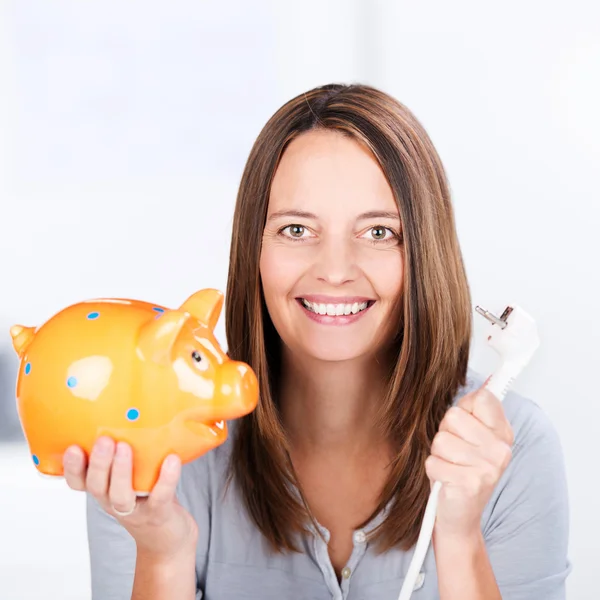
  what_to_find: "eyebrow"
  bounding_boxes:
[267,209,400,222]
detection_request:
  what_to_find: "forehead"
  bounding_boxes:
[269,129,397,213]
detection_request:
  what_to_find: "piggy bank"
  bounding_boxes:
[9,288,258,493]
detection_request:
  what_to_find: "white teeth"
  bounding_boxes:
[301,299,370,316]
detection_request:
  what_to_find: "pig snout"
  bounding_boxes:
[214,360,259,420]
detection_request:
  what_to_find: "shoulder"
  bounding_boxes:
[457,370,572,591]
[458,369,568,543]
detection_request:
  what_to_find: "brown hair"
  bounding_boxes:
[224,83,472,553]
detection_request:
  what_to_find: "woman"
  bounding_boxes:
[63,84,571,599]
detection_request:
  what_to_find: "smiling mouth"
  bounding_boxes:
[298,298,375,316]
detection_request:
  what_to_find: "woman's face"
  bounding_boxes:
[260,129,404,363]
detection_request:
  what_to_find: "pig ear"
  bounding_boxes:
[179,288,224,331]
[10,325,36,358]
[137,309,189,365]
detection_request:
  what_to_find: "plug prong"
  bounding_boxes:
[475,305,507,329]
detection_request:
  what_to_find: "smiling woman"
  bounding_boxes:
[84,83,570,600]
[225,85,472,558]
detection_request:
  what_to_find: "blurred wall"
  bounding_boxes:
[1,1,598,598]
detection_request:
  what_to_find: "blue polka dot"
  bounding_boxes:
[67,376,78,388]
[152,307,164,313]
[32,454,39,465]
[24,362,31,375]
[87,311,100,320]
[126,408,140,421]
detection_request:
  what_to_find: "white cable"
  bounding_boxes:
[397,303,540,600]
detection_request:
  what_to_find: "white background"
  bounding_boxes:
[0,1,598,598]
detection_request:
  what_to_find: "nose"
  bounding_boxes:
[217,360,259,418]
[314,237,358,286]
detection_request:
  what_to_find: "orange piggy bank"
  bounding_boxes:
[9,288,258,494]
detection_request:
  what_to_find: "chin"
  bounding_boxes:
[294,335,375,363]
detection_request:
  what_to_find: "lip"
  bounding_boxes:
[295,298,374,326]
[297,295,375,304]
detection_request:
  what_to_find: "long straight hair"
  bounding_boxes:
[224,83,472,553]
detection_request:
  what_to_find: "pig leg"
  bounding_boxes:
[26,443,66,479]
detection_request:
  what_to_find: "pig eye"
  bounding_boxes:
[191,350,208,371]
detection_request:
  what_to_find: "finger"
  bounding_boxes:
[147,454,181,510]
[425,454,468,485]
[458,388,512,443]
[437,414,513,470]
[430,430,484,467]
[108,442,137,515]
[426,455,496,497]
[456,389,477,413]
[63,446,87,491]
[439,406,499,448]
[472,389,514,444]
[456,376,494,413]
[85,436,116,499]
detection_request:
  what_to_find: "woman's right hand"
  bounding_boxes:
[62,436,199,563]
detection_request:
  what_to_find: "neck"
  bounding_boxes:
[278,347,392,460]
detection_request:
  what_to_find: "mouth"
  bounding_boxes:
[297,297,375,316]
[206,420,225,437]
[186,418,226,438]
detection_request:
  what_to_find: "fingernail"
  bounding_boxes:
[95,437,112,455]
[115,442,130,459]
[165,455,179,471]
[64,449,80,465]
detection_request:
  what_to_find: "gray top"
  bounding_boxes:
[86,368,572,599]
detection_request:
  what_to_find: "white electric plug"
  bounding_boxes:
[397,304,540,600]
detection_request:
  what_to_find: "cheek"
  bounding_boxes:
[259,244,303,299]
[363,251,404,300]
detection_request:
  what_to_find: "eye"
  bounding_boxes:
[362,225,400,243]
[370,226,388,240]
[288,225,305,237]
[279,224,312,240]
[191,350,209,371]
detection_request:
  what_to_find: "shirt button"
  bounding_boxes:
[413,571,425,590]
[353,530,366,544]
[341,566,352,579]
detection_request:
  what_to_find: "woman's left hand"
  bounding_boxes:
[425,383,515,540]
